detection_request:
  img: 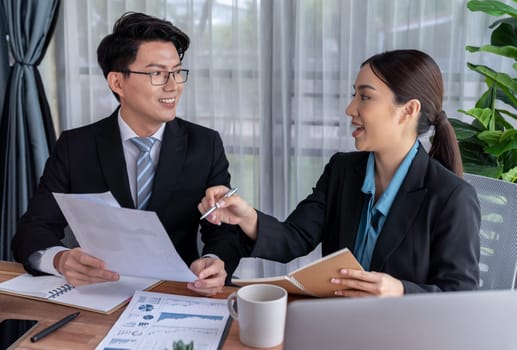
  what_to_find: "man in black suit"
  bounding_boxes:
[12,12,247,296]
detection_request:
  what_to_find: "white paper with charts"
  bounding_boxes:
[53,192,196,282]
[95,290,231,350]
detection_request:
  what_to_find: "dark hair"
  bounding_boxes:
[97,11,190,79]
[361,49,463,176]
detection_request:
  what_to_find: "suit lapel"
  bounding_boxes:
[370,146,429,271]
[96,111,135,208]
[341,157,368,252]
[148,118,187,210]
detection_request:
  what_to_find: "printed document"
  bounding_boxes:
[53,192,196,282]
[95,290,231,350]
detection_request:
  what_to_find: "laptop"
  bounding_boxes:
[284,290,517,350]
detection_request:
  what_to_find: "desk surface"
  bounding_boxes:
[0,261,282,350]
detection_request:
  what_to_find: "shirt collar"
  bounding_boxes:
[361,141,420,216]
[117,110,165,142]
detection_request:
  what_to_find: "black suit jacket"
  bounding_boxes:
[251,147,481,293]
[12,111,248,279]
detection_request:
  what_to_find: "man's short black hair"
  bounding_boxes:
[97,11,190,78]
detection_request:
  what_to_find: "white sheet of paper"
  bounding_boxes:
[53,192,196,282]
[95,290,231,350]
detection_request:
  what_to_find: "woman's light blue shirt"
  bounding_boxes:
[353,141,420,270]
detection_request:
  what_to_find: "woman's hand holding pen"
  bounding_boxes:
[198,186,259,240]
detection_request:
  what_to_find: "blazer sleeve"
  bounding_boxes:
[11,132,72,274]
[198,131,253,277]
[250,159,334,262]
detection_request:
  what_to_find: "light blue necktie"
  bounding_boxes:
[131,137,157,210]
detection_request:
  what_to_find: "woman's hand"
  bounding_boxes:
[330,269,404,297]
[198,186,258,240]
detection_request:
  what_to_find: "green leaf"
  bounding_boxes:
[467,63,517,92]
[466,44,517,59]
[502,165,517,182]
[450,118,484,139]
[496,84,517,108]
[495,89,517,110]
[502,148,517,168]
[489,108,515,130]
[484,129,517,156]
[466,45,481,53]
[491,22,517,47]
[459,139,498,165]
[463,162,501,178]
[500,128,517,142]
[499,149,517,172]
[488,17,517,30]
[467,0,517,17]
[173,340,194,350]
[478,130,503,146]
[494,112,515,130]
[497,109,517,121]
[459,107,493,128]
[476,89,495,109]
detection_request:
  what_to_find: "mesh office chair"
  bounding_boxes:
[464,173,517,290]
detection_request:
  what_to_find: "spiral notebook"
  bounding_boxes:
[0,273,160,314]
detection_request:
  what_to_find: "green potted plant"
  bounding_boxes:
[449,0,517,182]
[172,340,194,350]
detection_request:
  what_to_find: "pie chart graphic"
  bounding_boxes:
[138,304,154,312]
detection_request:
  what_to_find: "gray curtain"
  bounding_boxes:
[0,3,8,123]
[0,0,60,260]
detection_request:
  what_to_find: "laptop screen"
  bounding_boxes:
[284,290,517,350]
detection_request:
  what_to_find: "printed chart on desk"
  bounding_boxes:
[95,290,231,350]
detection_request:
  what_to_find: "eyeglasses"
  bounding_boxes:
[121,69,189,85]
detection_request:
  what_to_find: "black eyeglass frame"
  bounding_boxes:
[120,69,189,85]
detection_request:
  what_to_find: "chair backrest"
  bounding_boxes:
[464,173,517,290]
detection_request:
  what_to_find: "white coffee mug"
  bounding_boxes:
[227,284,288,348]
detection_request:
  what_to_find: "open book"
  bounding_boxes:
[231,247,363,297]
[0,274,161,314]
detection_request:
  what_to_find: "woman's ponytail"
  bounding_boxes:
[428,111,463,176]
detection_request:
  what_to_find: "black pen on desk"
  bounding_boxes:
[200,187,238,220]
[30,311,80,342]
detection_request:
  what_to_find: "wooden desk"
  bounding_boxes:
[0,261,282,350]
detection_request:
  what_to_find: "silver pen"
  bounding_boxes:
[200,187,238,220]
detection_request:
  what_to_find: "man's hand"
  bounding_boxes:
[330,269,404,297]
[187,257,226,296]
[54,248,119,286]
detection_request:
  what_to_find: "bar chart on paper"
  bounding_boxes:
[95,290,231,350]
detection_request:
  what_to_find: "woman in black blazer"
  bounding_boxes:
[199,49,481,296]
